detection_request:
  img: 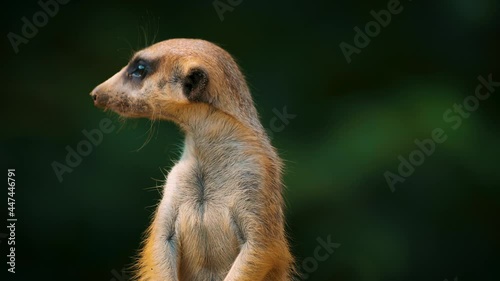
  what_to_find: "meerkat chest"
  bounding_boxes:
[173,153,255,201]
[163,158,245,276]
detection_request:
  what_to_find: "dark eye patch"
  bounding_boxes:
[126,57,157,81]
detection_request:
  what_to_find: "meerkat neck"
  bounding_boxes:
[187,119,262,151]
[179,103,265,140]
[179,110,270,163]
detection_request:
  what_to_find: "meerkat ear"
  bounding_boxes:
[182,68,208,102]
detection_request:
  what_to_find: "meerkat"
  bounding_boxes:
[90,39,293,281]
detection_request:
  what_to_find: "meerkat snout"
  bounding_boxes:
[90,63,154,118]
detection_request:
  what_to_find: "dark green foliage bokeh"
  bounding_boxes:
[1,0,499,280]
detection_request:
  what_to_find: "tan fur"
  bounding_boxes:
[90,39,293,281]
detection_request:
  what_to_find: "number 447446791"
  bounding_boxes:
[8,169,15,217]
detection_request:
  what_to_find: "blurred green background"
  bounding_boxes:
[1,0,499,280]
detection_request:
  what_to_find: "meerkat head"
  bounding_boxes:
[90,38,260,131]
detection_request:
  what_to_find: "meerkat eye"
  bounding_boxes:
[127,59,152,80]
[131,64,147,78]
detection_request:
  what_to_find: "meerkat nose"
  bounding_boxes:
[90,89,99,106]
[90,88,108,108]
